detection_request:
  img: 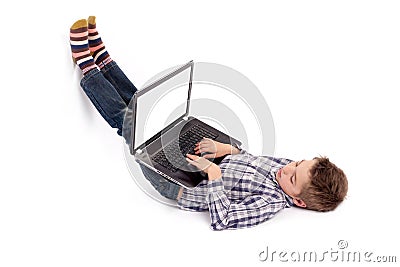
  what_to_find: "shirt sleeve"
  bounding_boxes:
[206,178,286,230]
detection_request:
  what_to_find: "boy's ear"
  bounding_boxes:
[293,198,307,208]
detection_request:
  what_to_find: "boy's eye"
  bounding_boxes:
[290,161,299,184]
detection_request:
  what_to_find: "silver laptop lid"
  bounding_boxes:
[129,60,194,154]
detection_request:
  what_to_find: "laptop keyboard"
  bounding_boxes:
[152,124,218,172]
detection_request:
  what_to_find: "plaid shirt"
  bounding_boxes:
[177,149,294,230]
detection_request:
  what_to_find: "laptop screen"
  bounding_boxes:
[132,61,193,152]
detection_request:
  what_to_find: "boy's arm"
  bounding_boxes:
[206,178,286,230]
[205,167,285,230]
[220,143,241,155]
[194,138,242,158]
[186,157,282,230]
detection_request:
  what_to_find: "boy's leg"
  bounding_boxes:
[70,18,127,136]
[100,61,138,106]
[139,164,182,200]
[79,69,180,200]
[70,18,180,201]
[88,16,137,106]
[80,69,128,136]
[70,19,97,75]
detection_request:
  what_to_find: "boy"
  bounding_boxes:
[70,17,348,231]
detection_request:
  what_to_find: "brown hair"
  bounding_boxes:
[299,157,348,212]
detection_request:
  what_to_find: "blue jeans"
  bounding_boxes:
[80,61,181,200]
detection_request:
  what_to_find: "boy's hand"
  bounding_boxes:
[186,154,222,180]
[193,138,231,158]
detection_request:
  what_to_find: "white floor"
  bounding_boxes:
[1,1,399,266]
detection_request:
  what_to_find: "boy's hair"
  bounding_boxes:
[299,157,348,212]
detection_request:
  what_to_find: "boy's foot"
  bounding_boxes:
[70,19,97,75]
[88,16,113,69]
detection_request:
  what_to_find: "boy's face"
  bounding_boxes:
[276,159,317,207]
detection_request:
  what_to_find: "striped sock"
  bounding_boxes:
[70,19,97,75]
[88,16,113,69]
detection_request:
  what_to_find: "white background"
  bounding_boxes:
[1,1,399,266]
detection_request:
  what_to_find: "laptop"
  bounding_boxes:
[128,60,242,188]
